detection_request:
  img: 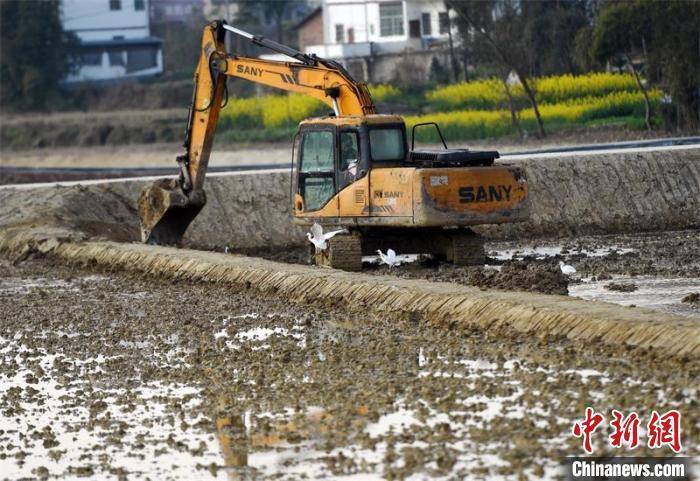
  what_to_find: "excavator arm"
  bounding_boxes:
[138,21,376,244]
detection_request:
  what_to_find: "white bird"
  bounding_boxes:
[306,222,347,251]
[377,248,400,268]
[559,261,577,276]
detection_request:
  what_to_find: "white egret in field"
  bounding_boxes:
[377,248,400,268]
[306,223,347,251]
[559,261,577,276]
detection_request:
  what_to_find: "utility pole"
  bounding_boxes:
[445,4,460,83]
[225,0,231,53]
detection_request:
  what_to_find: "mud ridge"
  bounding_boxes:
[1,230,697,359]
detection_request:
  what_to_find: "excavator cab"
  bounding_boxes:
[293,115,405,217]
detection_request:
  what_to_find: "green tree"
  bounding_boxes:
[521,0,589,76]
[448,0,547,137]
[151,7,206,78]
[233,0,298,45]
[591,1,653,130]
[592,0,700,131]
[0,0,79,110]
[428,56,451,85]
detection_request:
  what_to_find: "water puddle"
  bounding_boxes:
[0,275,111,295]
[490,244,636,261]
[0,338,222,481]
[210,346,625,480]
[0,277,78,294]
[569,276,700,319]
[212,315,306,351]
[362,253,425,266]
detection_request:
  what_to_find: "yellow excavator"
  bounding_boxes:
[138,21,529,270]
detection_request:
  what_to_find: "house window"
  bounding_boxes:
[134,0,145,11]
[108,50,125,66]
[109,0,122,10]
[127,46,158,73]
[421,12,431,36]
[439,12,450,34]
[409,19,420,38]
[379,2,404,37]
[81,50,103,66]
[335,24,345,43]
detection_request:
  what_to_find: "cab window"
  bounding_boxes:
[369,127,405,161]
[300,130,334,172]
[339,131,359,170]
[338,130,360,190]
[299,130,335,211]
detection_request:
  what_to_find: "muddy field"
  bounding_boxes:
[0,257,698,481]
[238,229,700,319]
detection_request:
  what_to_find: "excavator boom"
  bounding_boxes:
[138,20,375,244]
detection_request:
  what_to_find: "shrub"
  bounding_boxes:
[218,96,264,130]
[218,85,404,130]
[523,90,662,124]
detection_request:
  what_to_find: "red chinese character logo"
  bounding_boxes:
[609,409,640,449]
[572,407,605,454]
[647,410,682,453]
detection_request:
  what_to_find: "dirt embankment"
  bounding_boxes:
[4,148,698,249]
[0,109,187,150]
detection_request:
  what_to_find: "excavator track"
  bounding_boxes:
[314,233,362,271]
[445,229,486,266]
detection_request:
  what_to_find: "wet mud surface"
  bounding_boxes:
[234,230,700,314]
[1,258,698,480]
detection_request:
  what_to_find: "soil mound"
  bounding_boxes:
[605,282,639,292]
[474,262,569,295]
[682,292,699,305]
[402,261,569,295]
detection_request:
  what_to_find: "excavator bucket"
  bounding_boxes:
[137,178,206,245]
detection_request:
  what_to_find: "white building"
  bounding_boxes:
[62,0,163,84]
[300,0,457,83]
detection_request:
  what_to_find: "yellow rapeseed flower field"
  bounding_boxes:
[426,72,643,110]
[220,84,403,130]
[535,73,639,103]
[409,90,661,142]
[369,84,402,103]
[426,78,507,110]
[218,73,658,141]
